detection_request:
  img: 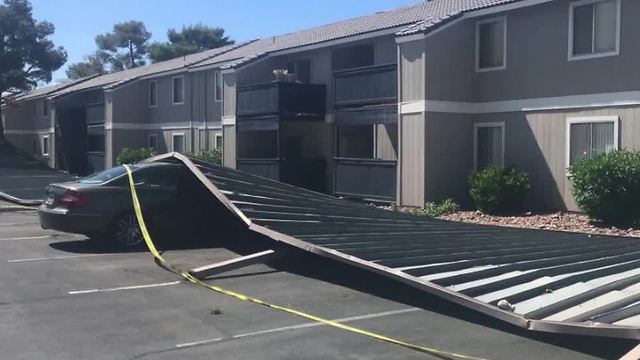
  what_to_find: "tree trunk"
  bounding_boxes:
[0,100,6,145]
[129,41,135,68]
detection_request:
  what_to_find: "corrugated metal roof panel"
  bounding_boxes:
[151,151,640,339]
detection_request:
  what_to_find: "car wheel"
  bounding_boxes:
[112,213,143,247]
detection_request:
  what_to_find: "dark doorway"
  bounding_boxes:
[56,108,90,175]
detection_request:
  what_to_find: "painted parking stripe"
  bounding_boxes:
[0,235,51,241]
[68,281,181,295]
[7,253,116,263]
[175,307,420,349]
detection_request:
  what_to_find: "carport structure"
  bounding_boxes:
[153,153,640,340]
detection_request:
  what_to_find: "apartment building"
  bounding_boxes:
[3,0,639,211]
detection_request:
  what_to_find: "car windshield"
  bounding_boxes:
[78,165,138,184]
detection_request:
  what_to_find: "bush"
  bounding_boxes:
[468,164,530,215]
[185,149,222,165]
[569,150,640,226]
[116,147,156,165]
[408,198,460,218]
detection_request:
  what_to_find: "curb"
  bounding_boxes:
[0,205,37,213]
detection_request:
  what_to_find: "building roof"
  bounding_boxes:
[193,0,520,69]
[8,0,524,102]
[48,42,249,99]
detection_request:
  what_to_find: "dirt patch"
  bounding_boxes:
[439,211,640,238]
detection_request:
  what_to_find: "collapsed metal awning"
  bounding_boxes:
[155,153,640,340]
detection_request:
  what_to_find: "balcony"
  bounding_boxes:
[333,64,397,108]
[237,158,326,192]
[236,81,326,118]
[334,158,397,202]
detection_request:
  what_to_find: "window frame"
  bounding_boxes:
[215,134,223,150]
[172,76,185,105]
[171,132,186,153]
[148,80,158,108]
[568,0,621,61]
[86,124,105,154]
[41,135,50,156]
[473,122,506,169]
[565,115,619,168]
[475,16,508,73]
[214,71,222,102]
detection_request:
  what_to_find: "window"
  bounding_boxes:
[566,116,618,167]
[286,59,311,83]
[42,101,49,117]
[172,133,185,153]
[569,0,620,60]
[87,124,105,153]
[337,125,374,159]
[474,122,505,169]
[42,135,50,156]
[172,76,184,104]
[215,134,223,150]
[148,134,157,151]
[148,81,157,107]
[214,71,222,102]
[476,17,507,71]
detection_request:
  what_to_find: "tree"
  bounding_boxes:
[149,24,233,63]
[96,20,151,70]
[0,0,66,143]
[66,51,106,80]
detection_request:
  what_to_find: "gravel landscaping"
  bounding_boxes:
[439,211,640,238]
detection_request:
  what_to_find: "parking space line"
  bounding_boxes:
[8,253,116,263]
[0,235,51,241]
[175,307,420,349]
[68,281,181,295]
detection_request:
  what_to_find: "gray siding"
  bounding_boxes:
[424,112,474,204]
[474,105,640,211]
[399,113,425,207]
[147,74,189,124]
[426,0,640,102]
[112,81,149,125]
[400,40,425,102]
[223,125,235,167]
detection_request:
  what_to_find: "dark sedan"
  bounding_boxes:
[39,162,194,247]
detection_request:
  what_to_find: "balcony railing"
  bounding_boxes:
[334,158,397,201]
[333,64,397,108]
[237,158,326,192]
[236,81,326,117]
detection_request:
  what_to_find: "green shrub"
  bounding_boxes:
[185,149,222,165]
[408,198,460,218]
[468,164,530,215]
[116,147,156,165]
[569,150,640,226]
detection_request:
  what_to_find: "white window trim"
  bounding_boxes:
[171,132,186,152]
[475,16,508,73]
[565,115,619,169]
[473,122,506,169]
[172,76,185,105]
[41,135,50,156]
[147,133,158,150]
[568,0,621,61]
[148,80,158,108]
[214,71,222,103]
[215,134,223,150]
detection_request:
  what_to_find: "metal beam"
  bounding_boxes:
[189,250,279,279]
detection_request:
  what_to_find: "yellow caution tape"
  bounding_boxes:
[124,164,490,360]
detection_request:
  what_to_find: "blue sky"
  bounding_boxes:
[30,0,417,83]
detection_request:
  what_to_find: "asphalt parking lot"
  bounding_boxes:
[0,209,636,360]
